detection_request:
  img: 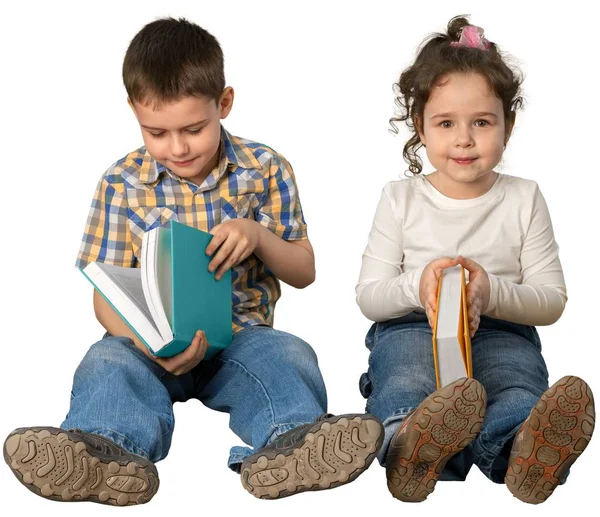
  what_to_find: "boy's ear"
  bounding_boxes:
[219,87,234,119]
[127,97,138,117]
[504,111,516,146]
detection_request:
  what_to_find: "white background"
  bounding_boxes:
[0,1,598,515]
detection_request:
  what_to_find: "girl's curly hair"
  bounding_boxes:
[390,15,524,175]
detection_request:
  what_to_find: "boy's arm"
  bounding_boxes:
[94,289,209,374]
[93,289,148,356]
[207,152,315,288]
[254,230,315,288]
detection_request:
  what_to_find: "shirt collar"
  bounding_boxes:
[136,126,262,187]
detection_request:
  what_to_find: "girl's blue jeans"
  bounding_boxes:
[359,312,550,483]
[61,325,327,472]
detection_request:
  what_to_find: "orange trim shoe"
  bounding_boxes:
[386,377,487,502]
[505,376,595,504]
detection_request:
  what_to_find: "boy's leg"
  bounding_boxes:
[360,313,486,501]
[4,336,194,505]
[196,325,383,498]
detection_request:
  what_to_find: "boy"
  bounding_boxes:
[3,17,383,505]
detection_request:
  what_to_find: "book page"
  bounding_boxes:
[95,263,159,334]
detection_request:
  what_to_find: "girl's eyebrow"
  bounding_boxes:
[141,119,209,131]
[430,111,498,120]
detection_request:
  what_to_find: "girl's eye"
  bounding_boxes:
[475,120,489,127]
[149,132,165,139]
[440,121,452,128]
[188,128,202,135]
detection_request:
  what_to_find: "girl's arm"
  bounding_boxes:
[484,185,567,325]
[356,185,424,321]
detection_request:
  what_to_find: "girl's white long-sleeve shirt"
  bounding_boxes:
[356,173,566,326]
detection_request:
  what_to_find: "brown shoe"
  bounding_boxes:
[505,376,595,504]
[241,413,383,499]
[386,377,487,502]
[4,427,159,506]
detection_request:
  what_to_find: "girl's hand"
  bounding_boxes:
[206,219,263,280]
[456,256,490,337]
[419,257,459,328]
[153,330,209,376]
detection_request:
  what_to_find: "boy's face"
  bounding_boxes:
[129,88,234,185]
[418,72,511,196]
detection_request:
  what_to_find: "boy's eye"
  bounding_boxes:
[440,120,452,128]
[149,132,165,139]
[187,128,203,135]
[475,119,489,127]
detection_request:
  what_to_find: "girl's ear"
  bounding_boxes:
[415,116,426,146]
[504,111,516,146]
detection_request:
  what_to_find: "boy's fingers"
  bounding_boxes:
[206,227,227,256]
[208,237,236,273]
[216,242,246,279]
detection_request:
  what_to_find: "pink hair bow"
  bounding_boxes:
[450,25,491,50]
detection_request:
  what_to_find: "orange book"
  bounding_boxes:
[432,265,473,389]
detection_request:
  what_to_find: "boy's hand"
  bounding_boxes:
[153,330,209,376]
[457,256,490,337]
[206,219,263,280]
[419,257,459,328]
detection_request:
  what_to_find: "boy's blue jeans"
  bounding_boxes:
[61,325,327,471]
[359,312,550,483]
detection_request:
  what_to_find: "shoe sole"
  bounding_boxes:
[240,415,383,499]
[386,377,486,502]
[505,376,595,504]
[4,427,159,506]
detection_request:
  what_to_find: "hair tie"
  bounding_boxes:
[450,25,491,50]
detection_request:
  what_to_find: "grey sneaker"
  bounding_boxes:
[4,427,159,506]
[505,376,595,504]
[386,377,487,502]
[240,413,383,499]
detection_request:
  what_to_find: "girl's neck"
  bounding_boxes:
[425,170,498,200]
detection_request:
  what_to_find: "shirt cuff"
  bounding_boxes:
[485,272,499,315]
[410,265,427,310]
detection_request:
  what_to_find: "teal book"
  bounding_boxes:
[80,221,232,358]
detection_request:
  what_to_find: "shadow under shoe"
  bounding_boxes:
[505,375,595,504]
[4,427,159,506]
[240,413,383,499]
[386,377,487,502]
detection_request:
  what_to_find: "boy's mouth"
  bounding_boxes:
[171,158,197,167]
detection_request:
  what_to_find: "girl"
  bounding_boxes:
[356,16,595,504]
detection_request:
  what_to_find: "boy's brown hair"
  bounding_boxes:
[123,17,225,108]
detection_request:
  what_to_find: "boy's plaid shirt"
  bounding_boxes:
[76,127,308,333]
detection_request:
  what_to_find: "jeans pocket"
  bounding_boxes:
[359,372,372,399]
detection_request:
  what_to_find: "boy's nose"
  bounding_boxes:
[170,136,190,157]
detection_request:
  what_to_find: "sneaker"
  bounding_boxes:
[505,376,595,504]
[386,377,487,502]
[4,427,159,506]
[240,413,383,499]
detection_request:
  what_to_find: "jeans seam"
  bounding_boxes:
[214,356,276,437]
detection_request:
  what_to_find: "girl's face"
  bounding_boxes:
[418,72,510,198]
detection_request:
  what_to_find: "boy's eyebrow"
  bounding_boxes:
[140,119,209,131]
[430,112,499,120]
